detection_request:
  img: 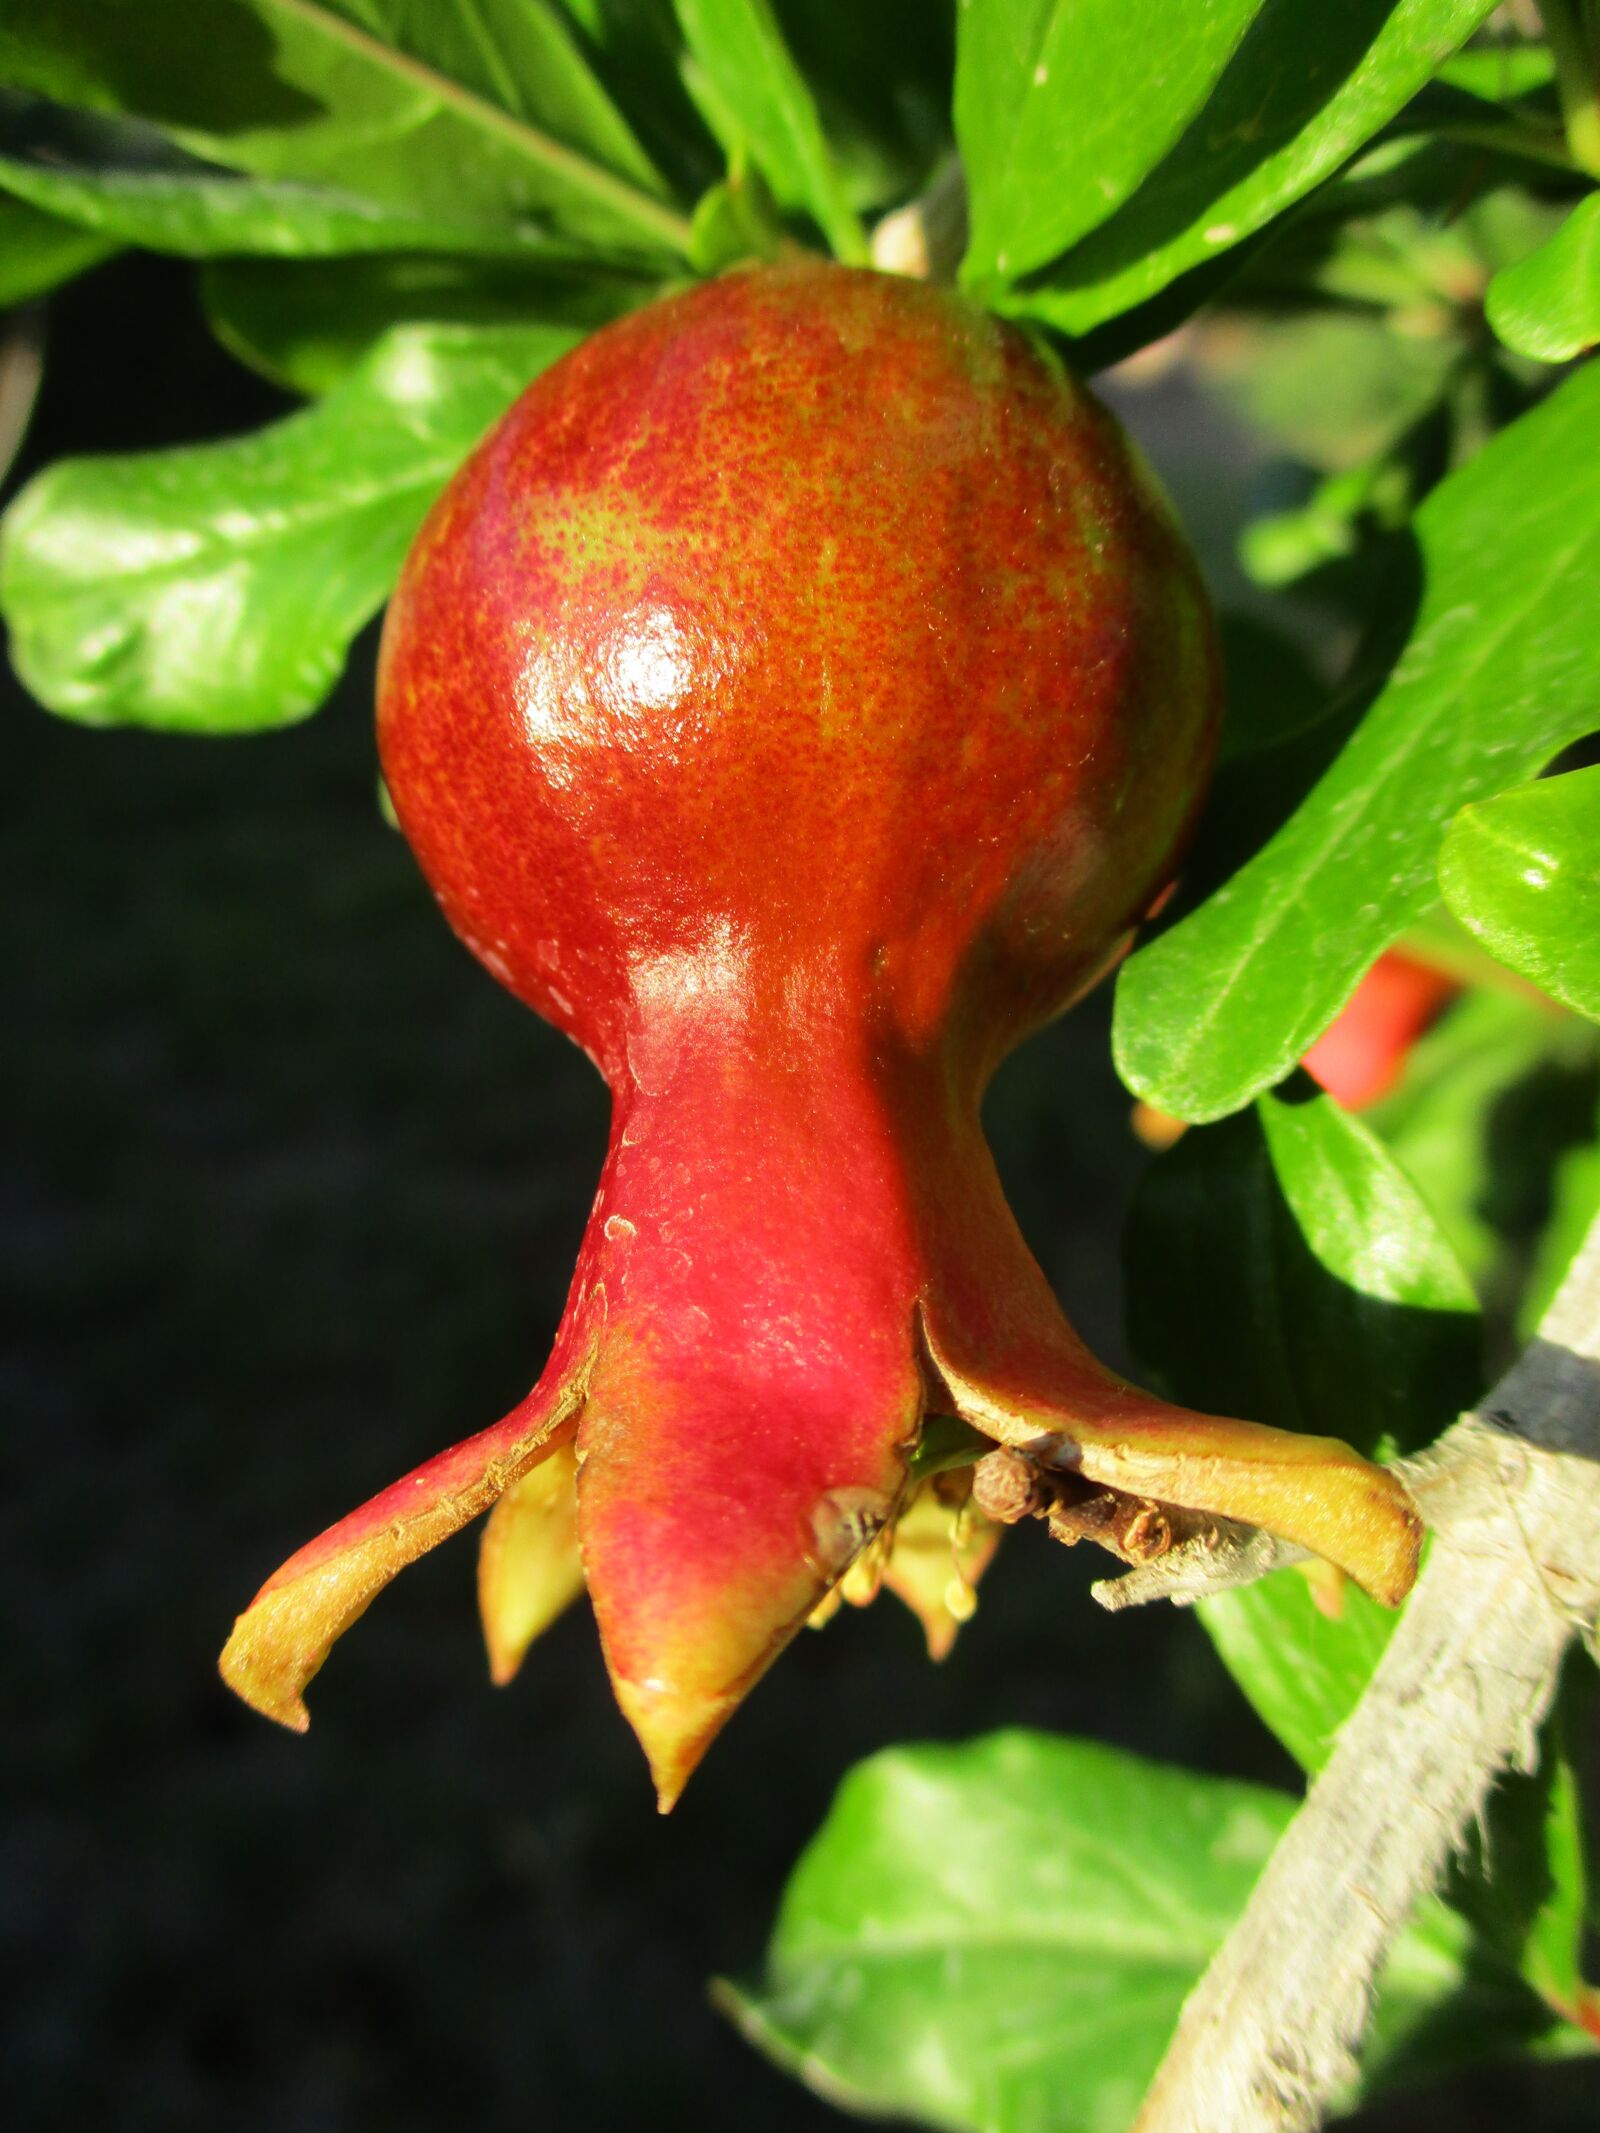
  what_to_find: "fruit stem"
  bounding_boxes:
[870,155,969,282]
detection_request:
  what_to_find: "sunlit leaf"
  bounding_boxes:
[1114,360,1600,1122]
[1002,0,1500,337]
[725,1731,1563,2129]
[1486,192,1600,363]
[0,0,692,258]
[1440,771,1600,1024]
[0,321,579,731]
[955,0,1261,287]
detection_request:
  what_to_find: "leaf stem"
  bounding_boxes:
[262,0,698,258]
[1539,0,1600,177]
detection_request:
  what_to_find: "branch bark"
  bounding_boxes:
[1132,1213,1600,2133]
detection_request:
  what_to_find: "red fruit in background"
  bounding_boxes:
[1303,950,1461,1109]
[221,262,1420,1805]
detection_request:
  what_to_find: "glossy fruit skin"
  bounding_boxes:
[377,260,1217,1087]
[221,263,1420,1804]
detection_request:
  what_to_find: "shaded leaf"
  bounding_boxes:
[0,320,579,732]
[1114,359,1600,1122]
[955,0,1261,287]
[0,0,692,259]
[1002,0,1500,337]
[0,123,598,258]
[1519,1090,1600,1336]
[772,0,955,213]
[1126,1079,1481,1465]
[0,190,115,304]
[1371,982,1599,1300]
[203,252,658,394]
[1440,770,1600,1023]
[1486,191,1600,363]
[1216,612,1330,764]
[675,0,867,261]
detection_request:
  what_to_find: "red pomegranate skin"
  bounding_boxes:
[1303,950,1460,1109]
[221,262,1420,1805]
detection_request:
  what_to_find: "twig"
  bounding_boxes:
[1133,1212,1600,2133]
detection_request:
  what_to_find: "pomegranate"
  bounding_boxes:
[1302,950,1460,1110]
[220,262,1420,1806]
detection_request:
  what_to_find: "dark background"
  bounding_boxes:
[3,255,1594,2132]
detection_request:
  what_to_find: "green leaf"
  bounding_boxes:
[768,0,955,214]
[999,0,1500,337]
[955,0,1262,288]
[0,169,564,265]
[1520,1090,1600,1336]
[0,190,115,304]
[723,1733,1298,2133]
[1441,771,1600,1022]
[551,0,719,200]
[1202,1566,1402,1773]
[1127,1081,1481,1465]
[0,119,604,258]
[0,320,580,732]
[1216,613,1330,763]
[1114,358,1600,1123]
[724,1731,1565,2128]
[203,252,659,394]
[0,1,693,259]
[674,0,867,262]
[1370,982,1600,1299]
[1447,1674,1597,2023]
[1437,41,1555,101]
[1487,191,1600,364]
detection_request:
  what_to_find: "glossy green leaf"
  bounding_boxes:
[1202,1568,1401,1773]
[1001,0,1499,337]
[725,1731,1562,2129]
[1440,772,1600,1023]
[1114,359,1600,1123]
[0,191,115,304]
[0,320,580,732]
[723,1733,1296,2133]
[956,0,1261,288]
[1127,1080,1481,1464]
[674,0,867,261]
[0,1,692,259]
[202,252,659,394]
[1486,192,1600,363]
[0,135,593,258]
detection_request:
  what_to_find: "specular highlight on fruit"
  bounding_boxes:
[220,262,1421,1807]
